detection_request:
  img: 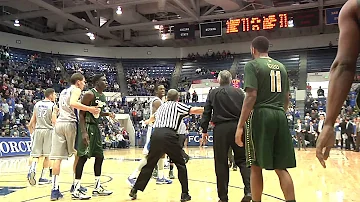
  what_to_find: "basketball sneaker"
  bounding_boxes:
[27,171,36,186]
[180,193,191,201]
[127,177,136,188]
[72,188,91,200]
[156,178,172,185]
[50,189,64,201]
[92,185,113,196]
[38,178,51,185]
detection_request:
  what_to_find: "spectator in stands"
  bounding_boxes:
[186,92,190,103]
[344,117,355,150]
[295,119,306,151]
[317,86,325,97]
[192,91,198,103]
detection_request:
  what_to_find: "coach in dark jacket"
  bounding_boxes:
[200,70,251,202]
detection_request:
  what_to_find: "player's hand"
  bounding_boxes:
[144,119,151,125]
[316,124,336,168]
[82,133,90,147]
[202,133,209,144]
[235,127,244,147]
[89,106,100,115]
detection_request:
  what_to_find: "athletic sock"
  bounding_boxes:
[40,168,45,179]
[74,179,81,190]
[52,175,59,190]
[30,161,37,172]
[49,168,52,177]
[94,176,100,189]
[129,170,138,179]
[72,173,76,185]
[130,158,147,179]
[170,164,174,171]
[158,170,164,179]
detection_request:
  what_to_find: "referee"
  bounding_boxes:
[129,89,204,202]
[200,70,251,202]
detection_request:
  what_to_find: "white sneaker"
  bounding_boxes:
[92,185,113,196]
[72,188,91,200]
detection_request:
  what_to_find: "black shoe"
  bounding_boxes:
[181,193,191,201]
[241,193,252,202]
[129,188,137,200]
[184,155,190,164]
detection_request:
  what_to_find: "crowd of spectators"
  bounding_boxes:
[62,59,120,92]
[126,68,170,96]
[289,84,359,150]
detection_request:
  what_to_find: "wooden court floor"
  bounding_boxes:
[0,147,359,202]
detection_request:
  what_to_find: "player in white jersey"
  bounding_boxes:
[127,84,172,186]
[27,88,57,186]
[49,73,100,201]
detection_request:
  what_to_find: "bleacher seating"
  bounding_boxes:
[307,48,336,73]
[181,59,233,80]
[123,59,175,96]
[60,56,119,92]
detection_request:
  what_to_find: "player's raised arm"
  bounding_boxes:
[70,87,100,115]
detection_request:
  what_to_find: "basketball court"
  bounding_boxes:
[0,147,358,202]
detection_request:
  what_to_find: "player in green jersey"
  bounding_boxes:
[235,36,296,202]
[72,74,115,200]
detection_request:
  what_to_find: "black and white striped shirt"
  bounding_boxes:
[153,101,192,131]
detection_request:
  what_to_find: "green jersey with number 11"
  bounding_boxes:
[243,57,290,110]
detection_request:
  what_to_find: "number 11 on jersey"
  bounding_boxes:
[270,70,282,93]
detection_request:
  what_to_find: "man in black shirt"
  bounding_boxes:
[200,70,251,202]
[129,89,204,202]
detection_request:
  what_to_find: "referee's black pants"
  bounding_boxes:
[134,128,189,193]
[170,134,189,163]
[213,121,251,201]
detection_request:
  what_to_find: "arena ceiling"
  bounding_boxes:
[0,0,346,47]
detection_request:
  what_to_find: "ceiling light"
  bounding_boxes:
[161,34,166,40]
[153,19,160,29]
[116,6,122,15]
[14,19,20,27]
[86,32,96,40]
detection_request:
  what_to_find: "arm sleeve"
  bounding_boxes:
[244,62,258,90]
[176,102,192,115]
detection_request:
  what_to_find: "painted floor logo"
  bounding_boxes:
[0,186,26,196]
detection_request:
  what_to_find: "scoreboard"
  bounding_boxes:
[226,13,289,33]
[225,10,319,34]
